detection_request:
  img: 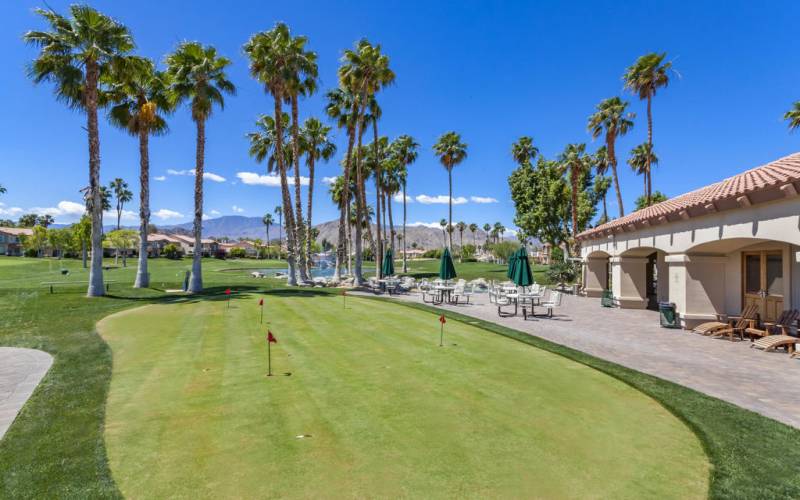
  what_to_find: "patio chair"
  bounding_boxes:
[497,294,518,317]
[709,309,762,342]
[745,309,800,341]
[693,304,759,336]
[452,283,474,305]
[540,291,562,317]
[749,310,800,353]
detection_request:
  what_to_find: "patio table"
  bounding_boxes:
[432,285,456,305]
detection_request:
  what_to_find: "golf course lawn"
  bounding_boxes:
[99,293,708,498]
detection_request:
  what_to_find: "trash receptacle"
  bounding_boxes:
[601,290,614,308]
[659,302,680,328]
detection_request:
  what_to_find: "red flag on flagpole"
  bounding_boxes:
[439,314,446,324]
[258,298,264,306]
[267,331,277,343]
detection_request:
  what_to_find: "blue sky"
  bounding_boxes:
[2,1,800,230]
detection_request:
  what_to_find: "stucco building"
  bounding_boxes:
[578,153,800,329]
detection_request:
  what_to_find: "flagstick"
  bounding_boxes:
[267,339,272,376]
[260,303,263,324]
[439,322,444,347]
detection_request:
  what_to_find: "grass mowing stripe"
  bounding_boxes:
[383,297,800,499]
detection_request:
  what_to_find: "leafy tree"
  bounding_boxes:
[105,55,172,288]
[23,225,49,257]
[162,243,181,260]
[18,214,39,227]
[229,247,247,259]
[48,227,76,258]
[166,41,235,292]
[25,5,133,296]
[547,261,578,285]
[635,190,669,210]
[558,143,593,252]
[0,220,15,228]
[623,53,673,205]
[593,175,612,225]
[509,157,571,251]
[73,215,92,268]
[489,241,516,264]
[104,229,138,266]
[433,131,467,249]
[38,214,55,228]
[588,96,634,217]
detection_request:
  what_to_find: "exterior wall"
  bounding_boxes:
[580,195,800,327]
[583,255,609,297]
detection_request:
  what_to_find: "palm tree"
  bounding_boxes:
[165,42,234,292]
[274,205,283,256]
[382,156,402,257]
[338,38,394,284]
[469,223,478,248]
[628,143,659,205]
[301,117,336,270]
[433,131,468,249]
[389,135,418,272]
[25,5,134,297]
[0,185,6,196]
[108,178,132,230]
[511,136,539,166]
[558,143,591,251]
[493,222,505,244]
[325,88,358,280]
[282,31,318,282]
[244,24,305,285]
[456,221,467,262]
[439,219,448,246]
[784,102,800,131]
[38,214,55,228]
[588,96,634,217]
[483,223,491,249]
[105,56,172,288]
[623,53,672,205]
[262,213,273,257]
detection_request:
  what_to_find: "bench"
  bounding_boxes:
[40,281,117,294]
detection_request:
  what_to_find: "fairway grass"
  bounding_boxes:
[99,294,707,498]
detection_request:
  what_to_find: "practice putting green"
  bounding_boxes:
[99,294,708,498]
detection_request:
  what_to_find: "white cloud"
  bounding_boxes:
[104,209,137,222]
[415,194,468,205]
[470,196,499,204]
[236,171,309,187]
[408,221,444,229]
[29,200,86,218]
[393,193,413,203]
[0,205,24,217]
[210,209,221,216]
[153,208,184,220]
[232,205,244,213]
[321,176,337,185]
[167,169,226,183]
[153,175,166,181]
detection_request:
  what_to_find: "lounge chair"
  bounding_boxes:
[710,310,762,342]
[693,304,759,336]
[749,310,800,353]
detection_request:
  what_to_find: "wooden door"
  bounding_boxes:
[742,251,784,322]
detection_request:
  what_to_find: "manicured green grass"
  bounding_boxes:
[3,255,800,498]
[98,294,707,498]
[398,258,550,282]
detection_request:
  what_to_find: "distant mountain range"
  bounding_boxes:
[150,215,518,250]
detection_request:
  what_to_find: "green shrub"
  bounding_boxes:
[162,243,181,260]
[422,249,442,259]
[546,261,577,284]
[23,248,38,258]
[489,241,517,263]
[461,244,476,260]
[551,245,564,263]
[229,248,247,259]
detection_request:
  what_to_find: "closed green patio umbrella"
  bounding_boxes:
[510,246,534,287]
[506,248,519,279]
[381,248,395,277]
[439,247,457,281]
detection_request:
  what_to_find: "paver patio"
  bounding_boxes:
[0,348,52,439]
[375,290,800,429]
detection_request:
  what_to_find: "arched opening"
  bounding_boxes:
[583,250,611,298]
[614,247,669,310]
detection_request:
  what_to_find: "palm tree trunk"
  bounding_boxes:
[602,193,608,221]
[278,213,282,258]
[334,121,356,282]
[373,120,382,279]
[291,97,309,281]
[447,167,453,249]
[352,105,370,285]
[608,135,624,217]
[306,153,316,274]
[387,192,395,257]
[570,169,579,254]
[134,129,150,288]
[188,118,205,293]
[273,96,298,286]
[402,181,408,273]
[86,59,104,297]
[646,94,653,205]
[346,203,352,275]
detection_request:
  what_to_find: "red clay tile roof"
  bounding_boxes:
[577,152,800,240]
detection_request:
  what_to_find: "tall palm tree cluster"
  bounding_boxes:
[509,52,674,256]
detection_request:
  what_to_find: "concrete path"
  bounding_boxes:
[0,348,53,440]
[360,291,800,429]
